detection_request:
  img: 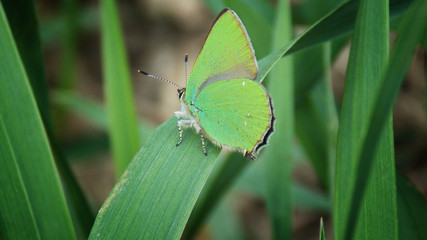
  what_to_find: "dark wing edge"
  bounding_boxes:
[244,94,275,160]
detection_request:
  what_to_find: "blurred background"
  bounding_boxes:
[34,0,426,239]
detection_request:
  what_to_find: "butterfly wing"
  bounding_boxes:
[185,8,258,104]
[194,78,274,158]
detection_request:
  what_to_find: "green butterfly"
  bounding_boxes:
[140,8,275,159]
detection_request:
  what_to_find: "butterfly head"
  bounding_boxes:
[177,88,186,100]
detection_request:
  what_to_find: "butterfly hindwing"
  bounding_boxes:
[194,78,273,155]
[186,8,258,104]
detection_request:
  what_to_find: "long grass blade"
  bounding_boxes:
[262,0,294,239]
[334,0,398,239]
[256,0,412,83]
[54,0,81,134]
[236,160,331,212]
[0,116,40,239]
[88,117,220,239]
[397,174,427,240]
[1,0,52,129]
[208,193,250,240]
[3,0,95,237]
[343,0,427,239]
[0,3,76,238]
[319,218,326,240]
[183,152,248,239]
[101,0,140,176]
[295,43,338,190]
[53,90,153,142]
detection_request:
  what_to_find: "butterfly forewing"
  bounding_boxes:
[186,8,258,103]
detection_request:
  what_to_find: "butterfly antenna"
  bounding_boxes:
[184,54,188,86]
[138,69,182,89]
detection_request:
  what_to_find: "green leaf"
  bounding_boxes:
[1,0,52,129]
[292,0,345,25]
[0,3,75,238]
[262,0,294,239]
[0,116,40,239]
[334,0,398,239]
[208,193,250,240]
[62,133,109,160]
[101,0,140,176]
[89,117,220,239]
[397,173,427,240]
[53,90,153,142]
[184,152,248,239]
[59,0,79,92]
[319,218,326,240]
[256,0,412,83]
[294,36,348,105]
[295,43,339,190]
[54,0,81,134]
[342,0,427,239]
[3,1,94,237]
[236,160,330,212]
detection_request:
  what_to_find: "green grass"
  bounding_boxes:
[262,0,294,239]
[1,0,427,239]
[334,1,398,239]
[0,3,75,238]
[88,118,220,239]
[101,0,140,177]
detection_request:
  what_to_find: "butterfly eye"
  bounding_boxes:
[177,88,186,99]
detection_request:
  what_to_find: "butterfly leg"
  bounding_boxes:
[176,124,183,146]
[199,133,207,156]
[176,119,193,146]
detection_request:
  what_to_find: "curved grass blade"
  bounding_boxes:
[3,0,95,237]
[1,0,52,129]
[236,160,331,212]
[397,173,427,240]
[294,36,347,105]
[0,3,76,238]
[89,117,220,239]
[208,193,250,240]
[292,0,344,25]
[343,0,427,238]
[54,0,81,134]
[262,0,294,239]
[295,43,338,190]
[256,0,412,83]
[53,90,153,142]
[101,0,140,176]
[59,0,79,93]
[183,152,248,239]
[0,116,40,239]
[319,218,326,240]
[334,0,398,239]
